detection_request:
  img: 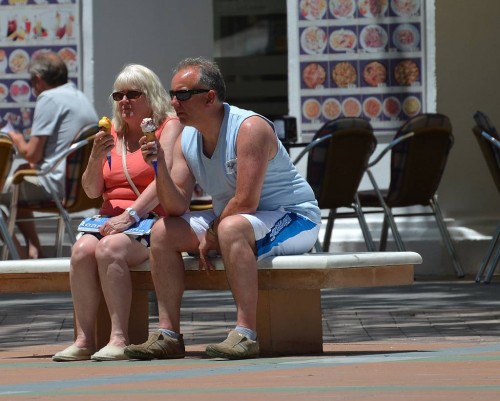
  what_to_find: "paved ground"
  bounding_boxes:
[1,279,500,399]
[2,280,500,348]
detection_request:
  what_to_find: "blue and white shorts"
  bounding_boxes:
[181,209,320,261]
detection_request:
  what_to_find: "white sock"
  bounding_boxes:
[159,328,180,339]
[235,325,257,341]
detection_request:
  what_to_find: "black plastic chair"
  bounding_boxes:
[358,113,465,277]
[293,117,377,252]
[472,111,500,283]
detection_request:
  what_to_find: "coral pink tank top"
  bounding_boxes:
[99,117,177,216]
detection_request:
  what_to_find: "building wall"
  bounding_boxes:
[435,0,500,221]
[90,0,214,118]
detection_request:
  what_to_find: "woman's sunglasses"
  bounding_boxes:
[169,89,210,102]
[112,90,143,101]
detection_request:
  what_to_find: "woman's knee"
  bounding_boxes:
[94,235,128,262]
[71,235,98,265]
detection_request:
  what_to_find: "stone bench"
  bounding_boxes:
[0,252,421,355]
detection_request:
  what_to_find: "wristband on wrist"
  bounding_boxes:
[125,207,140,224]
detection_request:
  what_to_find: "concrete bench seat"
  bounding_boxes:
[0,252,421,355]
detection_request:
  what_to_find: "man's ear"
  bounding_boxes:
[207,90,216,105]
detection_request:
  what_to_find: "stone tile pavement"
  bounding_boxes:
[2,279,500,348]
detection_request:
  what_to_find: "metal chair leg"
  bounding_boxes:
[475,223,500,283]
[43,178,76,256]
[55,209,75,257]
[353,194,375,251]
[322,210,335,252]
[480,223,500,284]
[55,217,65,257]
[366,169,406,252]
[430,196,465,278]
[3,184,20,260]
[379,215,389,251]
[0,214,19,260]
[484,244,500,284]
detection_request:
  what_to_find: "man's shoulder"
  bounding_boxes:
[39,83,73,99]
[227,104,273,135]
[40,83,91,107]
[227,103,255,118]
[181,125,198,136]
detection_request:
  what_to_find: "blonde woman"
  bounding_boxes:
[53,64,182,362]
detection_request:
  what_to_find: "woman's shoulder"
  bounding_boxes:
[158,115,183,137]
[162,114,180,125]
[157,115,178,130]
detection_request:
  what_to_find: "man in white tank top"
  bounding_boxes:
[125,57,320,361]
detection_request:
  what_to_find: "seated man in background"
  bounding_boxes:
[3,51,98,258]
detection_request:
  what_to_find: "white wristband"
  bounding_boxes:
[125,207,140,224]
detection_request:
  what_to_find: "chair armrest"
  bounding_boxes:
[10,135,96,185]
[292,134,332,164]
[0,134,15,150]
[0,135,18,160]
[11,168,39,185]
[367,131,415,168]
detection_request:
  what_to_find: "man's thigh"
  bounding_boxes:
[241,211,320,260]
[155,214,211,254]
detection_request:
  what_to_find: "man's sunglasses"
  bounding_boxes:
[112,90,143,101]
[169,89,210,102]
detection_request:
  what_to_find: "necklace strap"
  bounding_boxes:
[121,136,141,198]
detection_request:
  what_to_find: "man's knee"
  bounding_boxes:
[150,217,196,253]
[217,215,254,244]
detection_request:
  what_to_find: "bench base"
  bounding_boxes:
[257,288,323,355]
[94,287,324,356]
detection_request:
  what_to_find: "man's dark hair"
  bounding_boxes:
[173,57,226,102]
[28,51,68,87]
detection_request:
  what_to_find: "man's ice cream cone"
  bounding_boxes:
[141,118,158,175]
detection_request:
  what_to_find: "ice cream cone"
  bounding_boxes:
[141,118,158,175]
[99,116,112,170]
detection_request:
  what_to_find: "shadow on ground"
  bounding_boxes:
[1,281,500,349]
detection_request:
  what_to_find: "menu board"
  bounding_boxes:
[0,0,80,136]
[294,0,426,138]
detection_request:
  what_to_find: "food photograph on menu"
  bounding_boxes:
[297,0,424,137]
[0,0,80,136]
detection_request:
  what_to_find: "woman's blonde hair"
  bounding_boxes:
[111,64,175,133]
